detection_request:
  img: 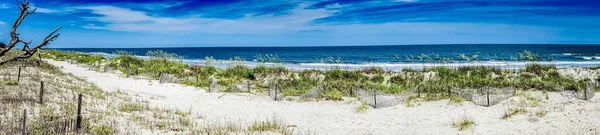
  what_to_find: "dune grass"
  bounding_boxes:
[501,107,528,119]
[41,50,592,102]
[356,102,368,113]
[452,117,475,131]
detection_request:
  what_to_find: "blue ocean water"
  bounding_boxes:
[54,44,600,70]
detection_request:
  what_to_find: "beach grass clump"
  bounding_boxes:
[452,117,475,131]
[253,65,289,75]
[458,66,500,77]
[195,117,295,135]
[523,63,556,75]
[220,65,254,79]
[108,51,145,72]
[248,118,283,132]
[279,77,320,96]
[325,68,365,81]
[356,102,368,113]
[144,50,188,77]
[448,96,464,105]
[180,65,219,87]
[501,107,528,119]
[89,125,116,135]
[535,109,547,117]
[4,81,18,86]
[118,103,147,113]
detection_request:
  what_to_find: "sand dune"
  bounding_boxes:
[47,59,600,135]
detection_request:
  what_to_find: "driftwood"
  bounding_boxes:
[0,0,62,65]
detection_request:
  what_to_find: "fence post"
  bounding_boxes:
[373,90,377,109]
[38,49,42,66]
[417,85,420,97]
[76,94,83,131]
[159,72,164,83]
[486,87,490,107]
[275,84,279,101]
[447,86,451,97]
[22,109,27,135]
[247,80,250,92]
[39,81,44,104]
[350,86,354,97]
[17,66,22,82]
[584,84,588,100]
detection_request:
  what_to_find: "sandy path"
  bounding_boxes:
[47,59,600,135]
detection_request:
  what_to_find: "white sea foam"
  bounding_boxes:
[562,53,574,56]
[80,52,600,71]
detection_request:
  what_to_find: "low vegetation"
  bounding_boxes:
[501,107,528,119]
[41,50,594,103]
[0,56,130,134]
[448,96,464,105]
[356,102,368,113]
[452,117,475,131]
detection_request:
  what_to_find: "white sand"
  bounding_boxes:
[47,59,600,135]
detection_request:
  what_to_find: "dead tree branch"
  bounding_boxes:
[0,0,61,65]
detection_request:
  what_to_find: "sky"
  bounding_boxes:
[0,0,599,48]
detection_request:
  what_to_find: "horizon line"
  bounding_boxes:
[48,43,600,49]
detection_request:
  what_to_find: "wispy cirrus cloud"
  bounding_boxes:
[76,2,336,34]
[0,21,6,25]
[32,6,60,13]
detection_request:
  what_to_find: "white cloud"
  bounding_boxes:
[31,6,60,13]
[139,2,185,10]
[82,24,105,30]
[77,3,337,34]
[0,21,5,25]
[0,4,9,9]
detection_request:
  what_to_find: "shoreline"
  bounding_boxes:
[51,50,600,71]
[45,58,600,134]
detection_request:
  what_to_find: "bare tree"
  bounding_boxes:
[0,0,62,65]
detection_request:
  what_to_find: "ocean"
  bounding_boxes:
[53,44,600,71]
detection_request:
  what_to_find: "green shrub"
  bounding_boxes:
[325,68,364,81]
[220,65,252,79]
[253,66,288,75]
[524,64,556,75]
[279,78,319,96]
[320,90,343,101]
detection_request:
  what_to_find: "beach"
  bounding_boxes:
[45,59,600,135]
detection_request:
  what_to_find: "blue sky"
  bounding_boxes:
[0,0,599,48]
